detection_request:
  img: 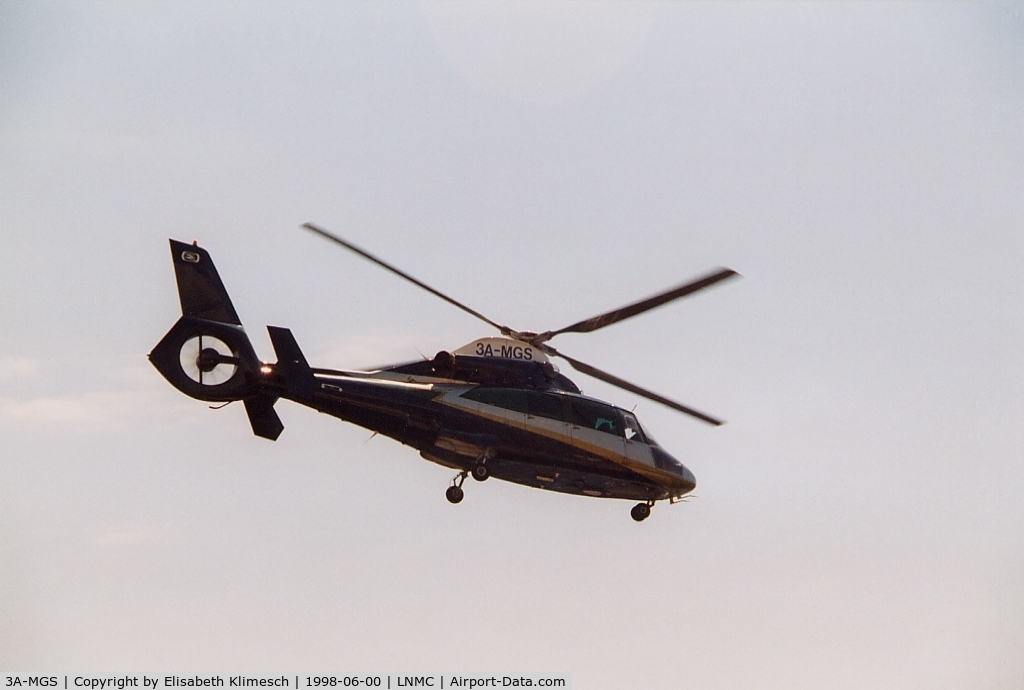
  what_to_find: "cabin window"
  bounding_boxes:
[569,398,624,437]
[461,389,627,438]
[460,387,528,414]
[526,391,571,422]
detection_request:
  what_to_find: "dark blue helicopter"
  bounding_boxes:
[149,224,738,521]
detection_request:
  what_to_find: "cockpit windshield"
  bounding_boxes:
[640,423,657,445]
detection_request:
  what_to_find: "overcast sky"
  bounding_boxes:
[2,2,1023,688]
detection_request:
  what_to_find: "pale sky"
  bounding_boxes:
[2,2,1023,688]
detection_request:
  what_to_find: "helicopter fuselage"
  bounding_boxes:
[279,362,696,502]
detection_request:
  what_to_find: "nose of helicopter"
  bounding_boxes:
[651,445,696,493]
[679,464,697,493]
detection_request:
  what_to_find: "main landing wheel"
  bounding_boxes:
[471,462,490,482]
[446,485,464,504]
[631,502,652,522]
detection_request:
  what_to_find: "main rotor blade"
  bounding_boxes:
[302,223,508,333]
[548,347,724,426]
[542,268,739,341]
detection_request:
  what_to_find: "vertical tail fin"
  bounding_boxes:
[244,393,285,441]
[170,239,242,325]
[267,326,315,400]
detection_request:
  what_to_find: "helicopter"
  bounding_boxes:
[149,223,738,521]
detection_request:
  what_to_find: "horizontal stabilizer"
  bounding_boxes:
[268,326,315,400]
[244,394,284,441]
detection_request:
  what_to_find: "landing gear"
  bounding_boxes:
[631,501,653,522]
[446,469,469,504]
[446,448,495,503]
[471,461,490,481]
[446,485,464,504]
[472,447,495,482]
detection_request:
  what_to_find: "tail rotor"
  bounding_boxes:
[179,334,240,386]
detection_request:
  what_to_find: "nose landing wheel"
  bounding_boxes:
[631,502,653,522]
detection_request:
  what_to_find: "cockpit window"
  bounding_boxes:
[569,398,624,437]
[621,412,646,443]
